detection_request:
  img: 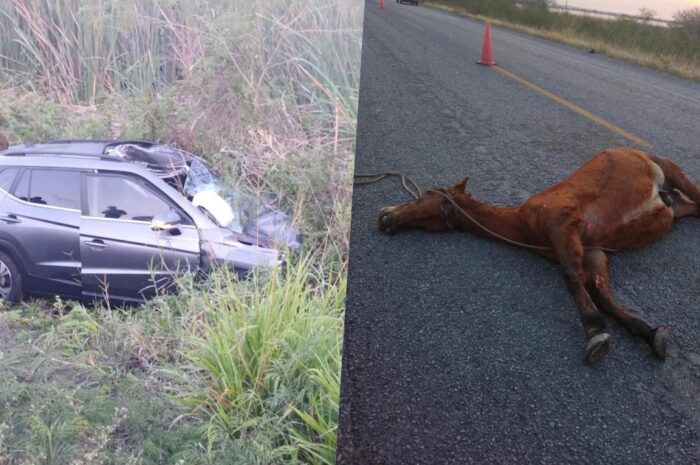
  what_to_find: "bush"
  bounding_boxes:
[673,7,700,35]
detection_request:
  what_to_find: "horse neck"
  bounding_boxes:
[453,194,532,244]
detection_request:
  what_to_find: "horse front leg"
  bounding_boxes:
[550,230,610,365]
[583,248,669,360]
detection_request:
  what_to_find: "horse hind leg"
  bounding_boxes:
[583,248,668,359]
[651,155,700,214]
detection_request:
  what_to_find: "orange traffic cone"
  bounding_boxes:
[379,0,385,9]
[476,23,496,66]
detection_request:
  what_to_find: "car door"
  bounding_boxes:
[0,167,82,298]
[80,171,201,303]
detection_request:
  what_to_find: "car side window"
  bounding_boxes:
[85,175,192,225]
[0,168,19,193]
[13,169,81,210]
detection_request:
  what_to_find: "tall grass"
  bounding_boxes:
[428,0,700,81]
[0,0,207,104]
[169,257,344,463]
[1,254,346,463]
[195,0,362,258]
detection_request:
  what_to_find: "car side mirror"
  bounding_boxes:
[150,210,181,234]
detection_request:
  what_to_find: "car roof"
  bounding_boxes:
[0,139,193,179]
[0,140,179,178]
[0,139,158,157]
[0,141,219,230]
[0,153,148,172]
[0,139,177,172]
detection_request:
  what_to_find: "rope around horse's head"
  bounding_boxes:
[354,172,617,253]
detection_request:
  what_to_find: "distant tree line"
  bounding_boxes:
[674,7,700,34]
[523,2,700,34]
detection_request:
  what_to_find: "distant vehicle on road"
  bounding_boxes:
[0,140,299,305]
[397,0,419,5]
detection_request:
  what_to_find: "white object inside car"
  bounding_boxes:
[192,190,236,228]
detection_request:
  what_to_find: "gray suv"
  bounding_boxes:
[0,140,290,304]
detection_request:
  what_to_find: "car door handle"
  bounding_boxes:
[85,239,108,250]
[0,214,21,224]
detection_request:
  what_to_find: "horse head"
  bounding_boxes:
[378,177,469,234]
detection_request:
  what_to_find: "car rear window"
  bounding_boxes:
[0,168,19,193]
[13,169,81,210]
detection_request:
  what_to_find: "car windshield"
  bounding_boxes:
[183,158,301,251]
[183,158,243,232]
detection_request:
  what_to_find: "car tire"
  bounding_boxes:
[0,251,22,306]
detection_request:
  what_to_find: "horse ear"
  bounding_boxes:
[453,177,469,193]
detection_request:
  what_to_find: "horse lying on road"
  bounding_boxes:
[378,148,700,365]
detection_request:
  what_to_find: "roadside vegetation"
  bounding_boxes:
[426,0,700,81]
[0,0,362,463]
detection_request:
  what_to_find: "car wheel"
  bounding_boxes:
[0,251,22,305]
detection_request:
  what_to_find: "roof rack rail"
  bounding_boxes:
[48,139,159,147]
[0,152,125,162]
[46,139,116,144]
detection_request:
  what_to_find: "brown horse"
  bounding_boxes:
[378,148,700,365]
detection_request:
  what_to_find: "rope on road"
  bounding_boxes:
[353,172,422,199]
[354,172,618,253]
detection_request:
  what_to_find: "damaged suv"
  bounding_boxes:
[0,140,301,304]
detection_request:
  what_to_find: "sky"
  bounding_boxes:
[560,0,700,20]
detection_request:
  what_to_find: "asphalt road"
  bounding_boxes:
[337,3,700,464]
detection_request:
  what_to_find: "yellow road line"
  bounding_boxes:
[403,18,424,31]
[493,66,652,148]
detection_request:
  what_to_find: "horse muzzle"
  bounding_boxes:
[378,207,400,234]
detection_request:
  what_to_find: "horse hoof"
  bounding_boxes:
[585,332,611,365]
[652,325,669,360]
[378,208,398,234]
